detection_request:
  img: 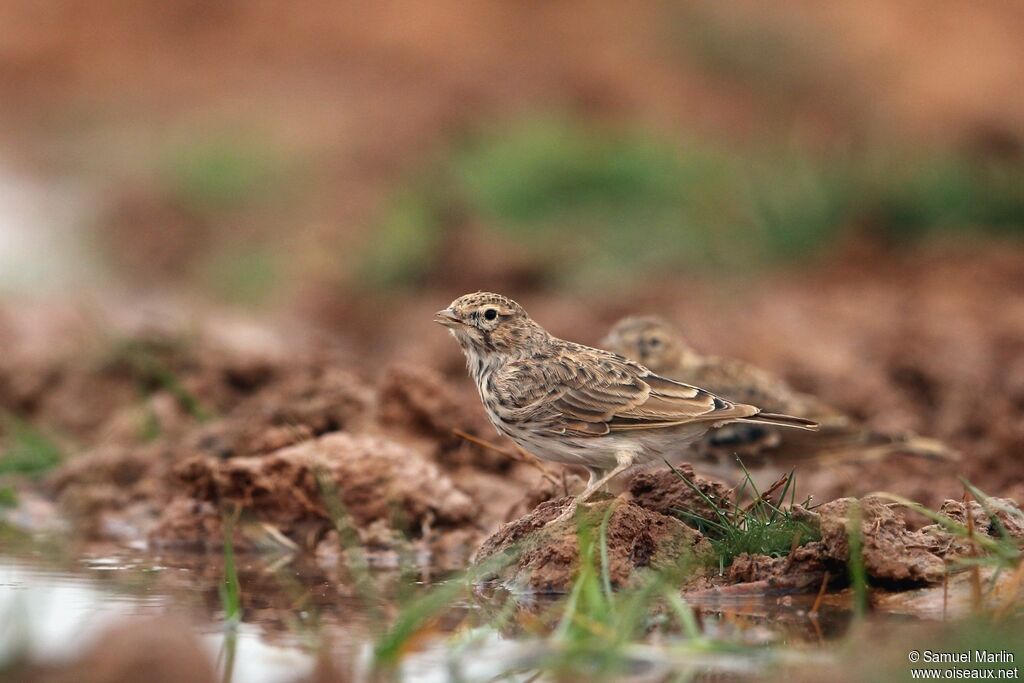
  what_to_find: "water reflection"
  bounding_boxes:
[0,560,155,665]
[205,624,314,683]
[0,547,862,682]
[0,554,323,683]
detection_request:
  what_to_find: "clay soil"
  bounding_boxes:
[0,238,1020,591]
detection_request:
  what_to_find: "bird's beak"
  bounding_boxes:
[433,308,462,328]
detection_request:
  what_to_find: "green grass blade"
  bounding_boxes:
[220,512,242,624]
[846,500,868,618]
[599,501,616,608]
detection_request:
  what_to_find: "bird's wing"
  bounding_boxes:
[500,347,757,437]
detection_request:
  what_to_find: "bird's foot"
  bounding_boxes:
[544,491,615,527]
[545,499,578,527]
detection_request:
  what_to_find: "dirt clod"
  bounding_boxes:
[724,543,833,592]
[152,432,475,549]
[815,497,946,584]
[378,364,467,438]
[628,465,733,521]
[186,366,373,460]
[474,497,712,592]
[378,363,509,470]
[931,497,1024,540]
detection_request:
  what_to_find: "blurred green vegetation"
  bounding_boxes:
[536,507,706,680]
[358,185,448,289]
[368,504,710,681]
[161,135,287,214]
[105,337,212,421]
[196,246,281,308]
[864,156,1024,241]
[158,134,291,307]
[0,486,17,508]
[364,117,1024,287]
[0,417,62,478]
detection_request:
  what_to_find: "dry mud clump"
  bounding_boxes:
[376,363,509,470]
[919,497,1024,558]
[627,465,733,521]
[45,445,170,539]
[180,365,374,459]
[930,497,1024,540]
[0,334,293,447]
[474,497,713,592]
[718,495,1024,593]
[724,542,835,593]
[722,496,947,588]
[151,432,476,551]
[30,335,535,557]
[40,355,377,535]
[814,497,947,583]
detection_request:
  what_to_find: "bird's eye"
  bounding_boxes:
[647,337,661,347]
[484,308,498,321]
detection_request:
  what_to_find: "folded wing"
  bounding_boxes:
[504,348,762,437]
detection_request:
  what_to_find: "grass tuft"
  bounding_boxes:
[544,511,673,680]
[667,460,820,569]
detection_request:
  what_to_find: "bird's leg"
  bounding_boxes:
[584,466,605,489]
[576,461,631,504]
[548,454,635,526]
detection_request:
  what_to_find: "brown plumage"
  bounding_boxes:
[603,316,957,472]
[435,293,818,518]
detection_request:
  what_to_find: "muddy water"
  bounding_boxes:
[10,538,1016,683]
[0,553,321,682]
[0,544,545,682]
[0,544,867,683]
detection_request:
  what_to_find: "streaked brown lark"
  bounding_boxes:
[435,293,818,519]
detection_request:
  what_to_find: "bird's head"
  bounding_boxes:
[434,292,546,357]
[602,316,691,373]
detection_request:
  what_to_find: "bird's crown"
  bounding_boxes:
[449,291,524,314]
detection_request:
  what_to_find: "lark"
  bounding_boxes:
[434,293,818,519]
[603,316,956,469]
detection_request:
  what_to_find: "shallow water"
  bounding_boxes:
[10,535,995,683]
[0,553,320,683]
[0,543,865,683]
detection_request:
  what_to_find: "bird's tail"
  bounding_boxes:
[737,411,820,431]
[768,426,961,464]
[893,434,960,461]
[836,431,961,463]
